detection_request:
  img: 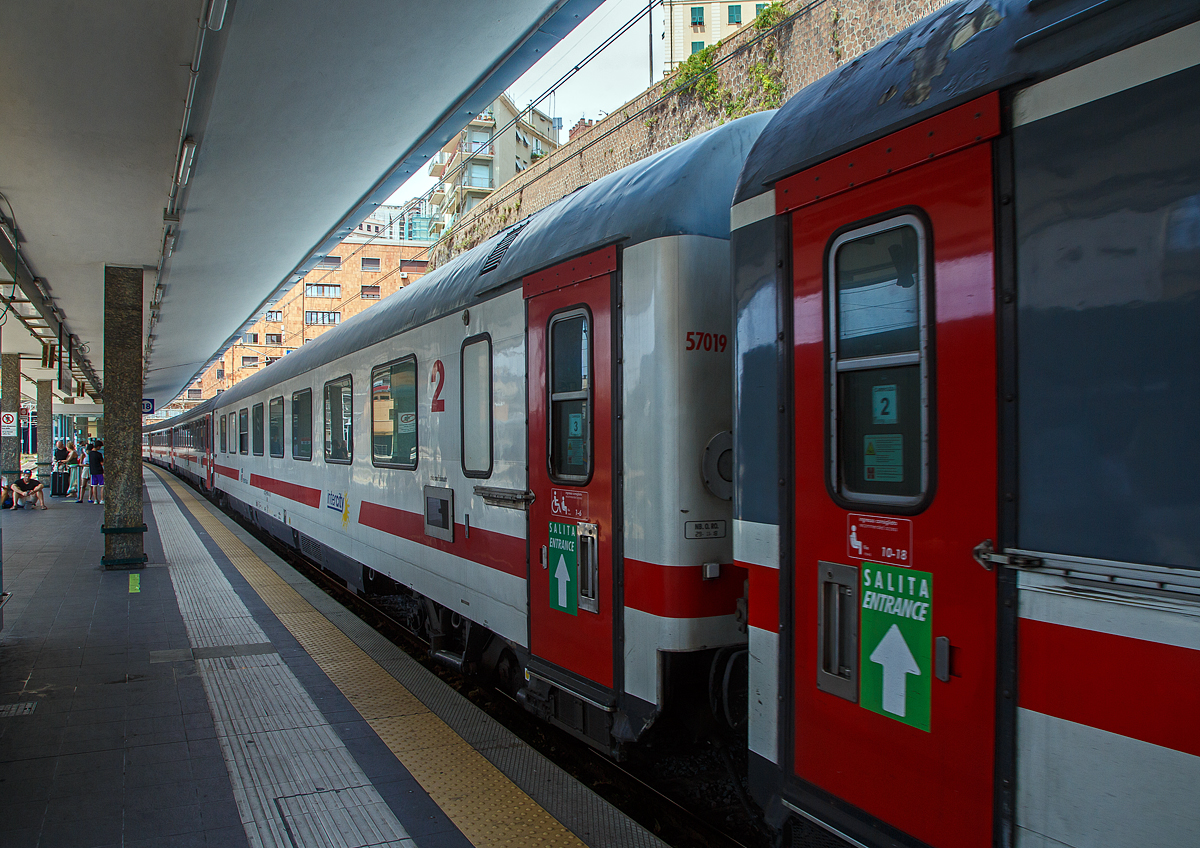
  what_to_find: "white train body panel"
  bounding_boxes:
[621,234,743,707]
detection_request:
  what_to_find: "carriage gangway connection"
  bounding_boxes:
[0,465,666,848]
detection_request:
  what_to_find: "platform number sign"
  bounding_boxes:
[142,398,155,415]
[548,521,578,615]
[860,563,933,731]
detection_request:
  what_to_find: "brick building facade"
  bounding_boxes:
[188,218,430,400]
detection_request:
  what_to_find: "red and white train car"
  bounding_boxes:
[732,2,1200,847]
[146,113,770,755]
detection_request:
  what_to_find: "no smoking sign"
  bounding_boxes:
[0,411,16,438]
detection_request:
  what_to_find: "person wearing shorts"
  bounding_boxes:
[87,441,104,504]
[8,468,48,509]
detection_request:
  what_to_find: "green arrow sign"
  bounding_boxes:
[549,521,578,615]
[860,563,932,731]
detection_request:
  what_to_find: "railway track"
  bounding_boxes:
[217,497,769,848]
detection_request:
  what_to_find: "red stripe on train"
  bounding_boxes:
[213,463,239,480]
[248,473,322,508]
[624,559,747,619]
[742,561,779,632]
[358,500,525,579]
[1019,618,1200,758]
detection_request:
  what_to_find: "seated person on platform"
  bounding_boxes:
[8,468,48,509]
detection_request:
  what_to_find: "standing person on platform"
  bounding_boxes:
[54,440,68,468]
[87,440,104,504]
[64,442,80,498]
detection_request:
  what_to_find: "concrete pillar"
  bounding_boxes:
[1,353,20,486]
[36,379,53,483]
[102,266,145,568]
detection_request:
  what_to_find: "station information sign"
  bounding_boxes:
[548,521,578,615]
[860,562,933,731]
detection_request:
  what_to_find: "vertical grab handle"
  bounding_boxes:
[577,522,599,613]
[816,561,859,703]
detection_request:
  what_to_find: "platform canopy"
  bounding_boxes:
[0,0,600,407]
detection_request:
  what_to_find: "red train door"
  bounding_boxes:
[783,97,999,846]
[525,245,617,689]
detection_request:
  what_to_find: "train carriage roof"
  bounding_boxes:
[733,0,1200,205]
[147,111,771,430]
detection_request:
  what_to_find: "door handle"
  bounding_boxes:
[540,545,547,569]
[577,523,599,613]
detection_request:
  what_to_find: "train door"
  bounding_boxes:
[525,245,618,690]
[784,97,999,846]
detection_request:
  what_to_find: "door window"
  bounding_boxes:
[461,336,492,477]
[548,310,591,483]
[238,408,249,454]
[828,215,932,508]
[219,414,227,453]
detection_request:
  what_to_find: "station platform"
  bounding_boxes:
[0,465,666,848]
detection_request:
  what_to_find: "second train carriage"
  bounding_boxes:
[731,2,1200,847]
[146,112,771,755]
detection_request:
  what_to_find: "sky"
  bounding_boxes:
[385,0,662,206]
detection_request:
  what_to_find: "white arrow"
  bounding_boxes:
[869,624,920,717]
[555,554,571,609]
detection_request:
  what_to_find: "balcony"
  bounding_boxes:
[427,150,450,178]
[459,139,494,157]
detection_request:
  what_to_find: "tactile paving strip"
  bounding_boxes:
[147,471,413,848]
[149,466,666,848]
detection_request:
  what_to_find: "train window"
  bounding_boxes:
[827,214,931,508]
[268,397,284,458]
[461,336,492,478]
[548,309,591,483]
[238,408,249,454]
[219,414,227,453]
[371,357,417,469]
[292,389,312,460]
[252,403,265,455]
[324,375,353,464]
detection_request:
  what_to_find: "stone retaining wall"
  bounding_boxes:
[430,0,954,267]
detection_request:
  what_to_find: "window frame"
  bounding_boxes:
[370,355,419,471]
[292,388,313,461]
[268,396,285,458]
[729,4,742,24]
[460,334,493,479]
[323,374,354,465]
[691,6,704,25]
[547,306,594,486]
[252,403,265,456]
[825,210,936,513]
[219,412,227,453]
[361,257,381,272]
[238,408,249,455]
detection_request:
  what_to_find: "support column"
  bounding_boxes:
[102,266,145,568]
[1,353,20,486]
[36,379,53,484]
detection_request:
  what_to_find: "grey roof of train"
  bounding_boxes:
[148,110,772,430]
[734,0,1200,204]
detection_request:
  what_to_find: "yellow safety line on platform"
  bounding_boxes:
[149,467,585,848]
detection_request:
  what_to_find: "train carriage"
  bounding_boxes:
[731,2,1200,847]
[146,112,771,756]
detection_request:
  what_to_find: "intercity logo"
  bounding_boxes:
[328,490,350,528]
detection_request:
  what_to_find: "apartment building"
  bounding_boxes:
[662,2,774,73]
[427,92,560,239]
[185,204,432,400]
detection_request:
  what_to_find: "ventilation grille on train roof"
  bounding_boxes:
[479,221,528,275]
